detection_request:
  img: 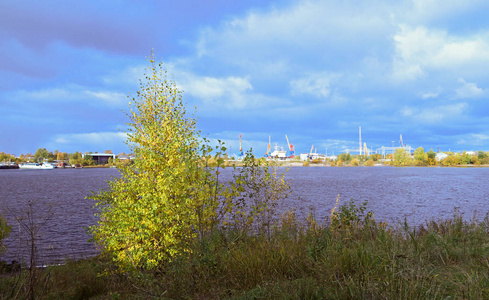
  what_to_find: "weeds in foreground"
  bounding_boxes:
[2,200,489,299]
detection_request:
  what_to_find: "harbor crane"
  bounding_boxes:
[285,135,295,158]
[375,134,412,158]
[308,144,314,160]
[238,134,244,157]
[265,136,271,158]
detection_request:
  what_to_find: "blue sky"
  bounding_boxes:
[2,0,489,156]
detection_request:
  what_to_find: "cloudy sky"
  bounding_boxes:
[2,0,489,156]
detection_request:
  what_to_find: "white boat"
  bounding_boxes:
[19,162,55,170]
[269,145,287,159]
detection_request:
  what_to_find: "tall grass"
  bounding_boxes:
[2,200,489,299]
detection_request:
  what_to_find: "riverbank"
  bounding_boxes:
[2,206,488,299]
[273,160,489,168]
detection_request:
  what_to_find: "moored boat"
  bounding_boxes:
[19,162,55,170]
[0,162,19,169]
[269,145,287,159]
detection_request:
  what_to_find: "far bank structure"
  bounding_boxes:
[82,153,116,165]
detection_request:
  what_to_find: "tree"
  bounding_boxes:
[56,152,67,161]
[363,159,375,166]
[220,150,290,237]
[0,152,17,163]
[338,153,351,162]
[427,149,436,166]
[478,151,486,160]
[460,151,472,165]
[69,151,83,166]
[82,154,96,166]
[413,147,425,164]
[369,154,381,161]
[89,55,220,271]
[33,148,52,162]
[441,154,461,166]
[393,148,412,166]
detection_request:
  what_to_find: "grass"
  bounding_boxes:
[2,201,489,299]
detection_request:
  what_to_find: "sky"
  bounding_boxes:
[2,0,489,156]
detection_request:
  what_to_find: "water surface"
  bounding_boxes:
[1,166,488,265]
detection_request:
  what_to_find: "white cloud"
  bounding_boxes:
[457,133,489,146]
[20,87,71,100]
[54,132,127,148]
[400,106,417,117]
[184,76,251,100]
[421,91,440,99]
[195,0,393,69]
[179,73,253,109]
[322,139,355,148]
[393,25,489,80]
[290,73,341,98]
[455,78,484,99]
[14,86,128,106]
[84,90,127,106]
[102,65,145,87]
[166,65,289,111]
[409,0,486,22]
[400,103,467,123]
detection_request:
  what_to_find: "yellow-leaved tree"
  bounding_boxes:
[89,55,221,271]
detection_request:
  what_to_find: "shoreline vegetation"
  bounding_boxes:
[2,57,489,299]
[2,203,489,299]
[4,147,489,169]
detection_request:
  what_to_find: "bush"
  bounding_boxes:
[89,56,220,271]
[0,215,10,255]
[89,56,290,273]
[363,159,374,166]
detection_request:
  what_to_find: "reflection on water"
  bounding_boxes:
[1,166,488,265]
[0,168,119,265]
[284,166,489,225]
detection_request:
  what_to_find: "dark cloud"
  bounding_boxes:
[0,2,148,55]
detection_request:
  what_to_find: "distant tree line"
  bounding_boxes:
[306,147,489,167]
[0,148,131,167]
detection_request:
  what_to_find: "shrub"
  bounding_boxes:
[89,55,222,271]
[363,159,374,166]
[0,215,10,255]
[89,56,290,273]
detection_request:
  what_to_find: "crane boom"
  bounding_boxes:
[266,136,271,156]
[238,134,244,157]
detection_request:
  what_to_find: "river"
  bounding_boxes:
[1,166,488,265]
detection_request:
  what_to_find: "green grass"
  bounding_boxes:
[3,202,489,299]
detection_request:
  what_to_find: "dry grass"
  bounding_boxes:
[2,202,489,299]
